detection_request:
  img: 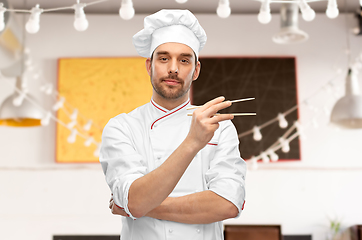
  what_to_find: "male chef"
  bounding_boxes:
[100,9,246,240]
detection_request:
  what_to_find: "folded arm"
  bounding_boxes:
[101,97,235,219]
[146,190,238,224]
[127,97,234,218]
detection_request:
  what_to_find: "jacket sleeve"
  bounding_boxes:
[205,120,246,217]
[99,116,147,219]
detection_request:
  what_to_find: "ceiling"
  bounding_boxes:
[5,0,361,15]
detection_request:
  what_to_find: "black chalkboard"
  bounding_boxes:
[192,57,300,161]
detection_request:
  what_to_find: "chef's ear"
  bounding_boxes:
[145,58,152,76]
[192,61,201,81]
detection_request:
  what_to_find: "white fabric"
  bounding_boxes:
[100,99,246,240]
[150,25,200,59]
[132,9,207,58]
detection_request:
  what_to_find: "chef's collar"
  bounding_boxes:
[150,98,191,130]
[150,98,190,114]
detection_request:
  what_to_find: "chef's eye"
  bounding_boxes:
[181,59,190,64]
[160,57,168,62]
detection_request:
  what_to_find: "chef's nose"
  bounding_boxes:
[168,60,178,74]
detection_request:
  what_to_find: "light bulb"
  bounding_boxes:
[175,0,188,3]
[74,17,88,31]
[119,1,135,20]
[84,137,94,147]
[0,3,5,31]
[279,137,290,153]
[326,6,339,19]
[26,19,40,34]
[74,3,88,31]
[261,152,270,163]
[45,84,53,95]
[294,121,306,140]
[26,5,43,34]
[217,0,231,18]
[41,112,52,126]
[83,120,92,131]
[299,0,315,21]
[282,143,290,153]
[302,8,315,21]
[40,83,53,95]
[253,126,262,141]
[360,0,362,7]
[250,156,258,170]
[278,113,288,128]
[258,0,271,24]
[12,93,26,106]
[67,120,77,129]
[53,97,65,111]
[12,88,28,106]
[258,11,271,24]
[93,144,100,157]
[67,129,78,143]
[70,109,78,121]
[268,150,279,162]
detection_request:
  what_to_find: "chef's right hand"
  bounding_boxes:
[109,196,130,217]
[187,96,234,150]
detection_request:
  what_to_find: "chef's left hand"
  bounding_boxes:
[109,196,130,217]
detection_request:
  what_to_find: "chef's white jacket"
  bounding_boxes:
[100,99,246,240]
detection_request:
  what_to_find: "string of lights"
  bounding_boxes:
[2,45,359,163]
[0,0,234,34]
[0,55,347,164]
[0,0,352,34]
[254,0,340,25]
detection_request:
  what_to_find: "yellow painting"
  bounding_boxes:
[56,57,152,163]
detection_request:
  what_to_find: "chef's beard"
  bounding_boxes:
[150,70,193,100]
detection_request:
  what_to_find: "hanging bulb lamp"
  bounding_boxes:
[330,69,362,129]
[0,79,43,127]
[258,0,272,24]
[119,0,135,20]
[73,2,88,31]
[0,76,43,127]
[217,0,231,18]
[273,3,308,44]
[25,4,43,34]
[299,0,316,21]
[326,0,339,19]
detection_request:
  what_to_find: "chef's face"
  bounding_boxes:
[146,42,201,101]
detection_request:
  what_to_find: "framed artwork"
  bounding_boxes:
[56,57,152,163]
[192,57,300,161]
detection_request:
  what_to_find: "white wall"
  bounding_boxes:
[0,13,362,240]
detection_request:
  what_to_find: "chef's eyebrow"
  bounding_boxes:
[155,51,194,58]
[155,51,170,56]
[180,53,194,59]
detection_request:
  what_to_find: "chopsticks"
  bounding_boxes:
[187,113,256,116]
[186,97,256,117]
[186,97,255,110]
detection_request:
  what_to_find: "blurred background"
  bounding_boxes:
[0,0,362,239]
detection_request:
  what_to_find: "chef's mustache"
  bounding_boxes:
[160,74,183,82]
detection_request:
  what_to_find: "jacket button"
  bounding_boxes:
[196,229,201,233]
[169,229,173,233]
